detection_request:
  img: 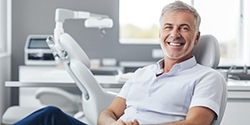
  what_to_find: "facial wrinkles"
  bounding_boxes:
[160,11,198,60]
[164,32,197,60]
[166,33,185,45]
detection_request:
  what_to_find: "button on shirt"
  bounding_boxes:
[118,57,225,124]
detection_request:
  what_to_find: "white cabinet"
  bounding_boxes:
[18,65,122,107]
[221,81,250,125]
[19,65,76,107]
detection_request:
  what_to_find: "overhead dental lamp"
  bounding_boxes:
[48,8,113,63]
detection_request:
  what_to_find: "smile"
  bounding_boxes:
[167,42,185,47]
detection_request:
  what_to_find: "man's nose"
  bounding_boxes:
[169,29,181,39]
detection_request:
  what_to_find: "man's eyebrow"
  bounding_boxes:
[163,23,190,27]
[180,24,190,27]
[163,23,172,26]
[164,23,173,25]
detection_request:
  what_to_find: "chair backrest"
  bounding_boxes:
[49,33,116,125]
[193,35,220,68]
[193,34,227,125]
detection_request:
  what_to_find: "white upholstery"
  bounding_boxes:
[58,33,116,125]
[2,106,40,124]
[35,87,82,115]
[193,35,220,68]
[193,35,227,125]
[1,87,82,125]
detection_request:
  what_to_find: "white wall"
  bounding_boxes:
[0,53,11,122]
[0,0,7,53]
[0,0,11,122]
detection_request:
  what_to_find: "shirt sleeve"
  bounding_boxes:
[189,69,225,118]
[117,67,144,99]
[117,78,132,99]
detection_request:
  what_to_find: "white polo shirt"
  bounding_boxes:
[118,57,225,124]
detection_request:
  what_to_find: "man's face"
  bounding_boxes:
[159,11,200,62]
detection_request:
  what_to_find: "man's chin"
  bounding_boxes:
[165,52,192,61]
[166,54,185,60]
[166,56,183,60]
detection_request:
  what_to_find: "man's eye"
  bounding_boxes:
[164,26,172,30]
[180,27,189,31]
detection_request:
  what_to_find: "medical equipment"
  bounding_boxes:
[1,9,113,125]
[44,8,115,124]
[52,8,113,62]
[24,35,55,65]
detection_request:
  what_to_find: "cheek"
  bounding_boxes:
[159,31,169,41]
[159,40,167,51]
[159,40,165,48]
[184,36,194,45]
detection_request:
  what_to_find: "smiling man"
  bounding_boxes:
[98,1,225,125]
[13,1,225,125]
[159,5,200,72]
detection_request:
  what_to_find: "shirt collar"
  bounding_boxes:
[155,56,197,74]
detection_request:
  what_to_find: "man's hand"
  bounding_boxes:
[112,119,139,125]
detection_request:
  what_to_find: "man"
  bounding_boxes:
[98,1,224,125]
[13,1,225,125]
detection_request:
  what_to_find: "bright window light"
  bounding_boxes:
[194,0,241,65]
[119,0,247,65]
[119,0,191,44]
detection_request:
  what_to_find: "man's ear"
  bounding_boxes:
[194,32,200,45]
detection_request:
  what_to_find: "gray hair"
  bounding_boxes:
[160,1,201,31]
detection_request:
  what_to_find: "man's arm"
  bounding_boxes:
[164,106,215,125]
[98,97,127,125]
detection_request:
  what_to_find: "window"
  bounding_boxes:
[119,0,249,65]
[194,0,241,65]
[119,0,191,44]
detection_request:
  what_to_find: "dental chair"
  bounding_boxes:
[46,33,116,125]
[193,35,228,125]
[46,33,227,125]
[2,87,83,125]
[35,87,82,116]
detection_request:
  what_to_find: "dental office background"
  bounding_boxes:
[1,0,250,119]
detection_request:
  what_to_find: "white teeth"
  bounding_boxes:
[169,42,182,46]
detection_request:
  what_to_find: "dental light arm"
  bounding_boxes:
[52,8,113,62]
[54,8,113,45]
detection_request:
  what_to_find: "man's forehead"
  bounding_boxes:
[161,11,196,26]
[163,10,195,19]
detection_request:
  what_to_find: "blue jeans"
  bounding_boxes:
[13,106,87,125]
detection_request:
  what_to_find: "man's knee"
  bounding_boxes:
[40,106,63,115]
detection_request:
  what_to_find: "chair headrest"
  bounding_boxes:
[59,33,90,68]
[193,35,220,68]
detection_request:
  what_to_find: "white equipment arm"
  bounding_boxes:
[53,8,113,45]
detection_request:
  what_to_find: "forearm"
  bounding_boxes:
[98,109,118,125]
[98,97,127,125]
